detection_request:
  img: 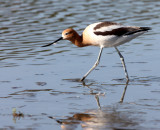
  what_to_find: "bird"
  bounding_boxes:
[42,21,151,82]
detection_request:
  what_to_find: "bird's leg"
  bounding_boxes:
[95,95,101,109]
[80,47,103,81]
[120,80,129,103]
[115,47,129,82]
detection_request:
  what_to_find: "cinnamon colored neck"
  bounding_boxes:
[69,33,89,47]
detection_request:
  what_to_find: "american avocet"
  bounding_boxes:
[42,21,151,81]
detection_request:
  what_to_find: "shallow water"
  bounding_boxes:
[0,0,160,129]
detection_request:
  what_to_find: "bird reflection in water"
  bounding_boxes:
[81,80,105,109]
[52,80,130,130]
[82,79,129,106]
[54,104,139,130]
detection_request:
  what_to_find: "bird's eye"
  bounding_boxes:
[65,31,72,35]
[65,32,70,35]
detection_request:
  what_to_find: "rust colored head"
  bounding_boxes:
[62,28,77,40]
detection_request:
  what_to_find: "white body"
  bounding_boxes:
[82,22,147,48]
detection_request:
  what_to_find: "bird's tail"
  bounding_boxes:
[125,27,151,35]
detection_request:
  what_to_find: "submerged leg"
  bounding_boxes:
[115,47,129,81]
[80,47,103,81]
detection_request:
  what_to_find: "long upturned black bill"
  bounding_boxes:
[42,37,63,47]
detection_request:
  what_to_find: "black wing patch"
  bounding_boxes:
[94,27,151,36]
